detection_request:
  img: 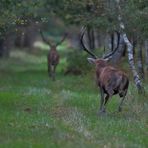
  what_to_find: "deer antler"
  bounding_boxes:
[39,30,53,47]
[55,33,67,47]
[80,27,98,59]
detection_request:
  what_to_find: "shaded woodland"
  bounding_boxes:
[0,1,148,147]
[0,0,148,89]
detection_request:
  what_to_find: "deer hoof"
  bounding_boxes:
[97,110,106,116]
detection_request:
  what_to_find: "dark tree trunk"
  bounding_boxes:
[111,33,125,64]
[144,40,148,71]
[94,29,101,48]
[104,33,111,53]
[15,22,39,50]
[137,43,144,79]
[87,26,95,50]
[97,30,105,48]
[122,44,127,57]
[111,33,114,51]
[0,38,10,58]
[15,30,25,48]
[0,38,4,57]
[131,37,137,55]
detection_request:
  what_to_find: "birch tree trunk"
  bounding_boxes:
[116,0,143,91]
[122,33,143,90]
[145,40,148,71]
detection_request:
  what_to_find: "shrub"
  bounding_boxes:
[65,49,92,75]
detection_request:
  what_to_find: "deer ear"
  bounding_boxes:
[87,58,96,64]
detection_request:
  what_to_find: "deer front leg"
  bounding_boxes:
[99,87,105,114]
[51,65,56,81]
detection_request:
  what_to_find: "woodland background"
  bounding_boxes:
[0,0,148,147]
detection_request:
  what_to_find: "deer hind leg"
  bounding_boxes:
[118,89,127,112]
[99,87,109,114]
[99,87,105,113]
[99,87,114,113]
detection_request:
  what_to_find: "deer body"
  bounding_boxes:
[40,30,67,80]
[88,58,129,113]
[89,59,129,113]
[47,47,60,80]
[81,27,129,114]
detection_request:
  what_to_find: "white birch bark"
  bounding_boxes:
[116,0,143,91]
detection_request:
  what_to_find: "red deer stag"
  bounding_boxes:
[81,27,129,114]
[40,30,67,80]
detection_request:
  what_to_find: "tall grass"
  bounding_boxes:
[0,47,147,148]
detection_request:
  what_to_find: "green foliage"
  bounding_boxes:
[0,0,148,42]
[57,0,111,29]
[0,0,44,37]
[121,0,148,40]
[65,49,92,74]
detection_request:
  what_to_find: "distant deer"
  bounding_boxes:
[81,27,129,114]
[40,30,67,80]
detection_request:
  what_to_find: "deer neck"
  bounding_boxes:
[50,46,57,51]
[96,66,103,76]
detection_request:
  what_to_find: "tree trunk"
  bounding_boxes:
[144,40,148,71]
[87,26,95,50]
[116,0,143,91]
[111,33,114,51]
[68,27,81,49]
[15,22,39,50]
[122,33,143,91]
[15,29,25,48]
[132,39,137,55]
[0,38,10,58]
[137,43,144,79]
[111,33,125,64]
[104,33,111,53]
[94,29,101,48]
[0,38,4,57]
[97,30,105,48]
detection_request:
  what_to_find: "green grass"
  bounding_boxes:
[0,47,148,148]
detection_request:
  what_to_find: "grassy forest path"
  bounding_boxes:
[0,46,147,148]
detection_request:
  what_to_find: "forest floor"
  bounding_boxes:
[0,45,148,148]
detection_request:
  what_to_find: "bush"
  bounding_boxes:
[65,49,92,75]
